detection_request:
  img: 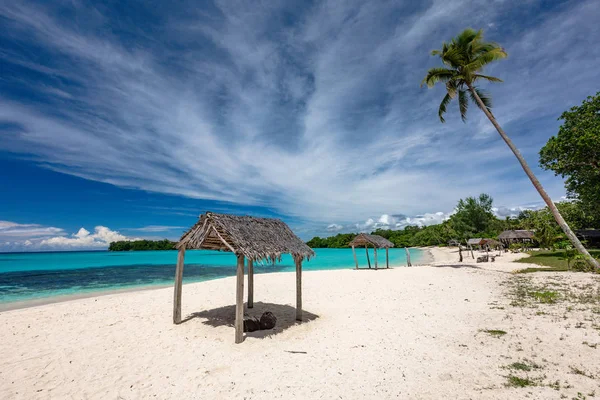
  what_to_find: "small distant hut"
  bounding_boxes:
[173,212,315,344]
[348,233,394,269]
[498,230,535,246]
[576,230,600,247]
[467,238,483,248]
[448,239,460,247]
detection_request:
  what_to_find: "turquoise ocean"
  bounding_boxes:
[0,248,425,305]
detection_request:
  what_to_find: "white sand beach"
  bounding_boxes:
[1,247,599,399]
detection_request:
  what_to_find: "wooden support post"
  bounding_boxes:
[374,247,378,270]
[405,247,412,267]
[386,248,389,268]
[173,247,186,324]
[365,246,372,268]
[352,245,359,269]
[295,258,302,321]
[247,259,254,308]
[235,254,245,344]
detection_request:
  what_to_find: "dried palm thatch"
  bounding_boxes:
[349,233,394,248]
[498,230,535,241]
[177,212,315,263]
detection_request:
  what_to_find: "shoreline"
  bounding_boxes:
[2,246,599,399]
[0,254,423,312]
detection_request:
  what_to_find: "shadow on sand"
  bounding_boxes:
[180,301,319,339]
[433,264,482,270]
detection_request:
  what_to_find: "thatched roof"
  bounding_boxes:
[467,238,483,245]
[498,230,535,240]
[349,233,394,248]
[177,212,315,262]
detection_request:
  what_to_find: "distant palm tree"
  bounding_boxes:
[422,28,599,269]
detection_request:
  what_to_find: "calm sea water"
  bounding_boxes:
[0,248,424,304]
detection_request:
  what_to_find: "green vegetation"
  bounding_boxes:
[505,361,541,372]
[422,28,597,269]
[530,290,560,304]
[307,193,600,251]
[506,375,537,388]
[540,92,600,229]
[108,239,176,251]
[483,329,507,337]
[515,250,600,273]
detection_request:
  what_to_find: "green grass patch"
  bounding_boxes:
[483,329,507,337]
[505,361,542,372]
[506,375,536,388]
[515,250,600,273]
[530,290,560,304]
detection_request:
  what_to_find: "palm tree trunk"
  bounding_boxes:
[467,84,599,269]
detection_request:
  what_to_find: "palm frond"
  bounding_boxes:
[458,89,469,122]
[466,47,507,71]
[446,80,458,98]
[473,74,503,83]
[438,93,452,123]
[421,67,456,87]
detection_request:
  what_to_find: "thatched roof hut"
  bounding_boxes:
[173,212,315,343]
[467,238,483,246]
[498,230,535,244]
[349,233,394,249]
[177,212,314,262]
[348,233,395,269]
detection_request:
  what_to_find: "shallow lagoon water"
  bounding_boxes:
[0,248,424,304]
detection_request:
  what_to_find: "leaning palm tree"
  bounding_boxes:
[422,28,599,269]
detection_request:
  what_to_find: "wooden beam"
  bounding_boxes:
[352,245,359,269]
[173,247,186,324]
[365,245,372,268]
[295,258,302,321]
[374,247,378,270]
[386,248,389,268]
[248,259,254,308]
[212,225,236,253]
[405,247,412,267]
[235,254,245,344]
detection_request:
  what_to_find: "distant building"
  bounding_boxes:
[498,230,535,245]
[467,238,484,248]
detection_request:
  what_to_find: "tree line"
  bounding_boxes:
[306,195,599,249]
[109,239,176,251]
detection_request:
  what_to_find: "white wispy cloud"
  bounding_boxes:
[127,225,186,233]
[0,221,65,239]
[0,221,139,252]
[1,0,598,229]
[40,226,139,249]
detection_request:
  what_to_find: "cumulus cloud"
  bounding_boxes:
[40,226,139,249]
[326,224,344,232]
[1,0,597,227]
[0,221,139,252]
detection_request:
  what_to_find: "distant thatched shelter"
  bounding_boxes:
[498,230,535,245]
[174,212,315,343]
[348,233,394,269]
[448,239,460,247]
[467,238,483,247]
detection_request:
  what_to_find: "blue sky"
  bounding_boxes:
[1,0,599,251]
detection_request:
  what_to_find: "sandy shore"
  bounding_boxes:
[1,247,599,399]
